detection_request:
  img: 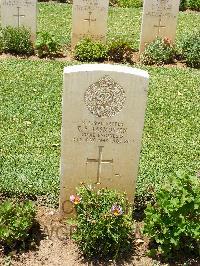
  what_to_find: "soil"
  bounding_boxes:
[0,205,151,266]
[0,51,188,69]
[0,205,199,266]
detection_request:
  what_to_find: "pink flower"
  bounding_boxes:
[111,204,123,216]
[70,195,81,205]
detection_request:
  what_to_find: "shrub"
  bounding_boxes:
[74,38,108,62]
[181,31,200,68]
[35,32,61,58]
[68,186,134,259]
[141,37,176,65]
[179,0,188,11]
[188,0,200,11]
[0,200,36,247]
[108,38,133,63]
[143,171,200,257]
[2,26,34,55]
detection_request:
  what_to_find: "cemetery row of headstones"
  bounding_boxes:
[0,0,180,52]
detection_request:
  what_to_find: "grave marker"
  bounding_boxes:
[71,0,109,47]
[13,7,25,27]
[1,0,37,40]
[140,0,180,53]
[59,64,149,216]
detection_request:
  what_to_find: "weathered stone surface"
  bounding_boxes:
[1,0,37,40]
[60,64,149,216]
[71,0,109,47]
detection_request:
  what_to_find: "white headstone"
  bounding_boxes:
[71,0,109,47]
[59,64,149,216]
[140,0,180,53]
[1,0,37,40]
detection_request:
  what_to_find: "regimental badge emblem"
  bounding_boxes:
[84,76,126,118]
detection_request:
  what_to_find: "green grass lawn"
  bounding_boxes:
[0,4,200,203]
[1,60,199,201]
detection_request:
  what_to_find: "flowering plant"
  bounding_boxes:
[68,185,134,260]
[141,37,176,65]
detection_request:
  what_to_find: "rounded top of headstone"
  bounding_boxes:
[64,64,149,79]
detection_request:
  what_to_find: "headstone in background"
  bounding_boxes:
[60,64,149,216]
[71,0,109,47]
[140,0,180,53]
[1,0,37,40]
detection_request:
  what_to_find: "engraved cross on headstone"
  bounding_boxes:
[13,7,25,27]
[86,146,113,185]
[154,15,166,35]
[84,11,96,29]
